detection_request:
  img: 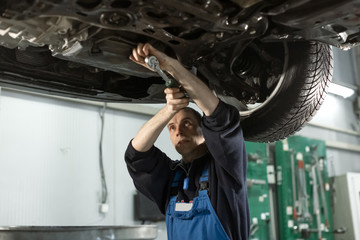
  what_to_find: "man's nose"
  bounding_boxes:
[175,127,183,136]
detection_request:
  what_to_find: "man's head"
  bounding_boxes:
[167,107,205,158]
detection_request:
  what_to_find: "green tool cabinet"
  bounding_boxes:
[245,141,273,240]
[245,136,334,240]
[275,136,333,240]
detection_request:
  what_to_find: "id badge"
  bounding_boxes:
[175,202,193,212]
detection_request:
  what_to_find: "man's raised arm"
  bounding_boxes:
[129,43,219,117]
[129,43,190,152]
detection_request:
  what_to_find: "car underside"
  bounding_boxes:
[0,0,359,141]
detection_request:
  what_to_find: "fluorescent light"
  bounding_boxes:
[328,82,356,98]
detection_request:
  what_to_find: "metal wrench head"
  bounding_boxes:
[145,56,159,71]
[144,56,179,88]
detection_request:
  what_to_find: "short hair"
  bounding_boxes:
[181,107,202,126]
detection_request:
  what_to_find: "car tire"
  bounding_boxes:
[231,41,333,142]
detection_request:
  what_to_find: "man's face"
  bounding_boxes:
[167,109,204,155]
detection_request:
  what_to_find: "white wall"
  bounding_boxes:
[298,94,360,176]
[0,88,180,239]
[0,90,107,225]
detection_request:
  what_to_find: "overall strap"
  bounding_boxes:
[199,163,209,191]
[170,169,183,196]
[170,162,210,196]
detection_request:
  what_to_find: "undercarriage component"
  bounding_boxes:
[0,0,350,142]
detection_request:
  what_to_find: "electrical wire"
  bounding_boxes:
[99,103,108,204]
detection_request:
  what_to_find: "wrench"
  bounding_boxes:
[145,56,179,88]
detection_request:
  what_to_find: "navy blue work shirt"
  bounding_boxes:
[125,101,249,240]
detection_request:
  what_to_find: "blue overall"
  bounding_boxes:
[165,165,230,240]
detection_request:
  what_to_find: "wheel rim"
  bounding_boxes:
[239,42,289,118]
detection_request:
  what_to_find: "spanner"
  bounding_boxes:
[145,55,179,88]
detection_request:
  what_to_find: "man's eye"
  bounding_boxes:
[169,126,175,131]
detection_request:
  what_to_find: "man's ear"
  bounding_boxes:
[197,126,204,137]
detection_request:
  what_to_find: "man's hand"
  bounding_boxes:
[165,88,189,114]
[130,43,189,114]
[129,43,176,73]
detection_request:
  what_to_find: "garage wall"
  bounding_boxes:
[298,94,360,176]
[0,91,107,225]
[0,88,179,238]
